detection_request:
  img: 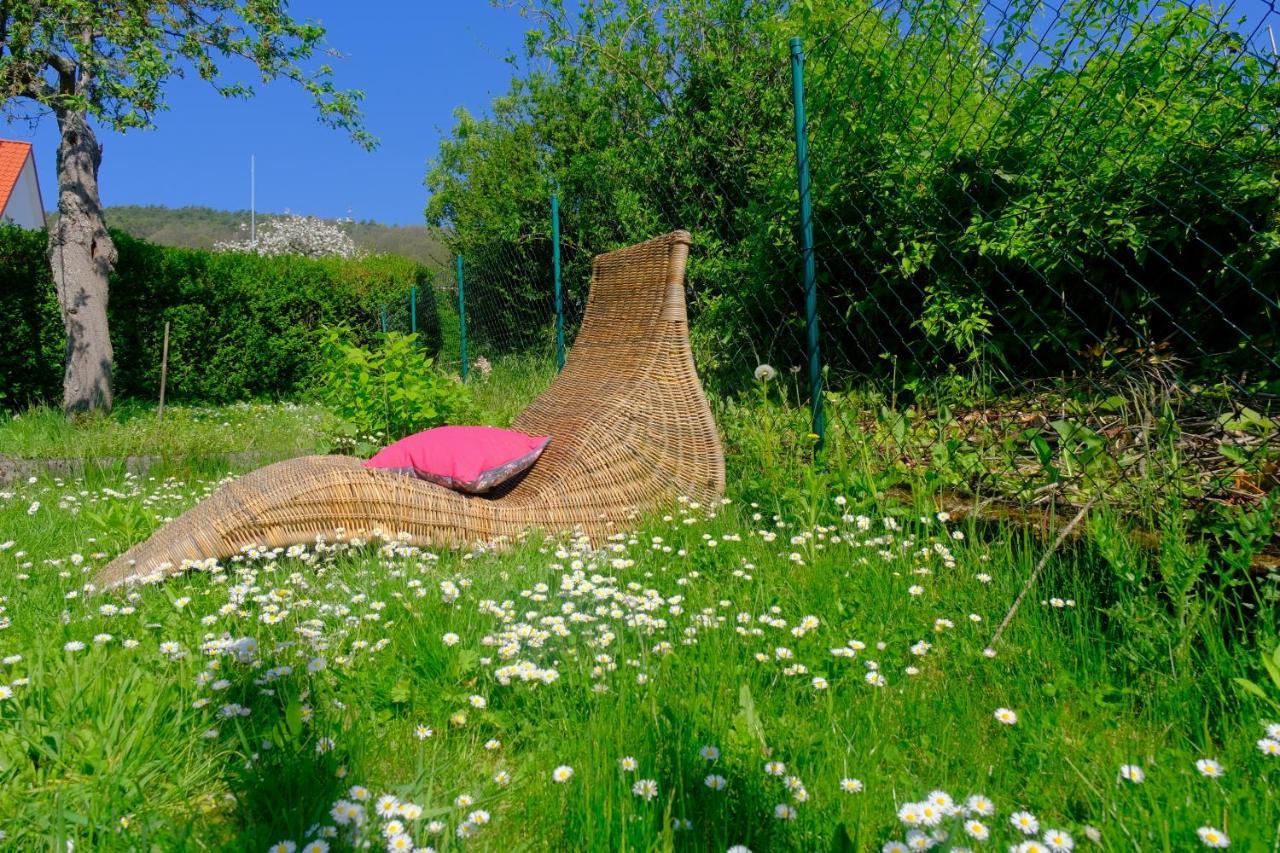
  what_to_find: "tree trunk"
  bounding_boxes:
[48,107,116,415]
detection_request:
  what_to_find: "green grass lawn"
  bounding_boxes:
[0,422,1276,850]
[0,401,338,461]
[463,353,557,428]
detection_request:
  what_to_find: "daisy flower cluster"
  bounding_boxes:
[269,787,448,851]
[886,790,1079,852]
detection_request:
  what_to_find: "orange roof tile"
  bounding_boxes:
[0,140,34,215]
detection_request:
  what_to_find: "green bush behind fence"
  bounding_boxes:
[424,0,1280,395]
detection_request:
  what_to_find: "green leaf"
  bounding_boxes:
[736,683,768,751]
[1233,677,1278,710]
[452,649,479,678]
[284,696,304,739]
[1263,649,1280,693]
[1218,443,1249,465]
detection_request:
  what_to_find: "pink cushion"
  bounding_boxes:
[363,426,550,494]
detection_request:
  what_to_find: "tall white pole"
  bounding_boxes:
[250,154,256,245]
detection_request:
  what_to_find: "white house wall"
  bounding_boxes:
[2,155,46,230]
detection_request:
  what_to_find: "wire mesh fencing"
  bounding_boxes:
[426,0,1278,554]
[793,0,1279,524]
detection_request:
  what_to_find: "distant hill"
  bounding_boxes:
[55,204,449,266]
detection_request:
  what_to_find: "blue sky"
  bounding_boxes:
[2,2,533,225]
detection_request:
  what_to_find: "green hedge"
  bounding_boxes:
[0,227,442,408]
[0,226,61,408]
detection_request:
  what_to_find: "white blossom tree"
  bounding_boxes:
[214,213,363,259]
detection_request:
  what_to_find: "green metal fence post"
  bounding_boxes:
[790,36,825,452]
[409,285,417,336]
[552,193,565,371]
[380,305,388,334]
[456,255,469,381]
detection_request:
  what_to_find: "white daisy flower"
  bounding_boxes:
[1197,826,1230,848]
[966,794,994,816]
[375,795,400,817]
[1118,764,1146,783]
[1043,828,1074,851]
[1195,758,1224,778]
[1010,811,1039,834]
[632,778,658,800]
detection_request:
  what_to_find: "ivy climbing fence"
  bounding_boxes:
[423,0,1279,556]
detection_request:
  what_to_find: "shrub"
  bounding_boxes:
[0,228,443,408]
[0,226,62,407]
[314,326,472,454]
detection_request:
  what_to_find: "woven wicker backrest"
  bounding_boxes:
[508,230,723,505]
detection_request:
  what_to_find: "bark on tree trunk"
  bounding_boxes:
[48,107,116,415]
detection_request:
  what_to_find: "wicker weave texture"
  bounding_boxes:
[96,231,724,588]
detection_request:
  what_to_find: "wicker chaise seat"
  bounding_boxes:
[95,231,724,588]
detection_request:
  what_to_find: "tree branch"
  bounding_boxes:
[23,77,55,100]
[45,51,75,79]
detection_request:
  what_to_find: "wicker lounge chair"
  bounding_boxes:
[95,231,724,588]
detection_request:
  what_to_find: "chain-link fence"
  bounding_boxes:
[793,0,1279,521]
[424,0,1278,551]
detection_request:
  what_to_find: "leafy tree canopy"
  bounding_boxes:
[0,0,373,148]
